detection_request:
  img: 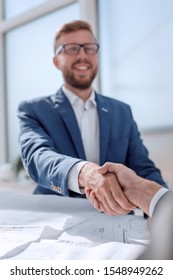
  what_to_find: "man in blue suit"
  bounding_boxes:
[18,20,168,216]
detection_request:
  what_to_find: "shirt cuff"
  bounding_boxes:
[68,161,88,194]
[149,188,169,217]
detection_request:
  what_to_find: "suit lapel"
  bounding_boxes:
[52,89,86,160]
[52,90,112,164]
[96,94,111,165]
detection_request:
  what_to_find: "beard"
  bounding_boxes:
[63,66,97,90]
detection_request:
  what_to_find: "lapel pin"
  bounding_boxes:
[101,107,108,112]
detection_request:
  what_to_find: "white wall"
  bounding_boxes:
[99,0,173,130]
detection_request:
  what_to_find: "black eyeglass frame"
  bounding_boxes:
[55,43,99,56]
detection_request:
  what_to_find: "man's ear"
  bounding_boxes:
[53,56,60,69]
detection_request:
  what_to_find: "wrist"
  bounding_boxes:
[133,179,162,215]
[78,162,100,188]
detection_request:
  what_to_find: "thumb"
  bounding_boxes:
[98,163,110,174]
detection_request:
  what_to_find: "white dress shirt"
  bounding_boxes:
[149,187,169,217]
[62,86,99,194]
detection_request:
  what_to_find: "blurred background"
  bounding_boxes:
[0,0,172,189]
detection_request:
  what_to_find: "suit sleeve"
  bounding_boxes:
[17,101,82,196]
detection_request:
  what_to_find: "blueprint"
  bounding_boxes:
[0,191,148,259]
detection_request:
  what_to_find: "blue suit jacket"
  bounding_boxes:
[18,88,168,195]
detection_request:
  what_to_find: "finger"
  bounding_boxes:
[89,189,131,216]
[93,197,101,211]
[90,190,100,209]
[97,191,131,215]
[96,182,134,214]
[89,193,103,212]
[87,187,117,215]
[99,201,123,216]
[87,189,111,213]
[85,187,91,200]
[85,188,101,211]
[111,187,136,211]
[98,162,119,175]
[97,163,110,175]
[98,162,120,175]
[99,201,110,215]
[85,188,95,206]
[85,189,95,206]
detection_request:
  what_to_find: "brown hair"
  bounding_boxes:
[53,20,96,54]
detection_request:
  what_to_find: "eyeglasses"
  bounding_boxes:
[55,43,99,56]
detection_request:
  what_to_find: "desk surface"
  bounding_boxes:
[0,190,148,260]
[0,179,35,194]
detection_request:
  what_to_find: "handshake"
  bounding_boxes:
[78,162,162,217]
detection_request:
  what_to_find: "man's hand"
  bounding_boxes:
[98,162,162,216]
[78,162,135,215]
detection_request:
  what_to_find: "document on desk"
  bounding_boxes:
[9,237,145,260]
[0,225,44,258]
[0,191,148,259]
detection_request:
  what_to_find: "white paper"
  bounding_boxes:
[9,238,145,260]
[0,191,149,260]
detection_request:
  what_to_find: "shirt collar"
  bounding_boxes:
[62,85,97,107]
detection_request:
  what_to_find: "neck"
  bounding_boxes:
[64,84,93,101]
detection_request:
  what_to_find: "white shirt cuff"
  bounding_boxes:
[149,188,169,217]
[67,161,88,194]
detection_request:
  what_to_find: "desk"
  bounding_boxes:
[0,190,148,260]
[0,180,35,194]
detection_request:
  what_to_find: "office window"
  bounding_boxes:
[4,0,49,19]
[5,3,79,161]
[98,0,173,130]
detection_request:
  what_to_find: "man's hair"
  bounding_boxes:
[53,20,96,54]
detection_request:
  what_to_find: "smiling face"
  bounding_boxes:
[53,30,98,94]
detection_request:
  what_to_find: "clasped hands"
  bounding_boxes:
[78,162,161,216]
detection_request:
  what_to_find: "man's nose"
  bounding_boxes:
[77,46,88,57]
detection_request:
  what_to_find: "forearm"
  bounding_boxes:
[124,178,162,216]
